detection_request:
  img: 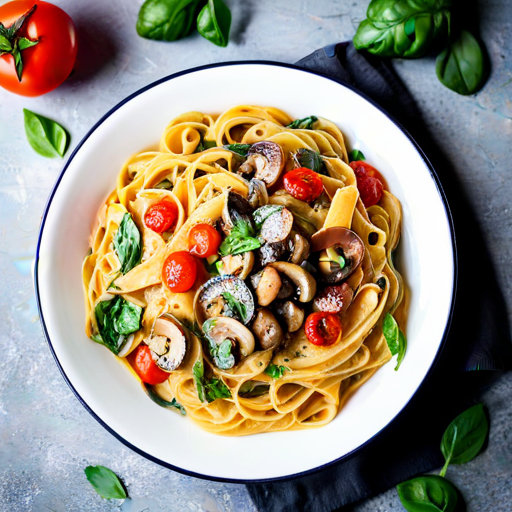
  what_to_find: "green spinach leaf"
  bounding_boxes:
[84,465,127,500]
[113,213,142,274]
[294,148,327,175]
[440,403,488,476]
[436,30,486,95]
[265,364,290,379]
[382,313,407,371]
[136,0,200,41]
[197,0,231,47]
[286,116,318,130]
[223,143,252,157]
[23,109,69,158]
[253,205,284,229]
[93,296,143,355]
[397,475,458,512]
[219,218,261,256]
[348,149,366,162]
[193,360,232,402]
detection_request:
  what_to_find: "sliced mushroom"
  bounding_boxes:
[288,233,310,265]
[311,227,365,284]
[313,283,354,314]
[221,191,254,235]
[145,316,187,372]
[238,154,257,177]
[256,266,281,306]
[219,251,254,279]
[252,309,284,350]
[276,275,295,299]
[260,207,294,244]
[203,316,255,368]
[269,261,317,303]
[248,178,268,208]
[259,241,287,266]
[247,141,285,187]
[194,275,255,327]
[276,301,304,333]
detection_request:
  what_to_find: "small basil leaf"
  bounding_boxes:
[348,149,366,162]
[113,213,142,274]
[264,364,290,379]
[294,148,327,175]
[193,360,231,402]
[253,205,284,229]
[154,178,173,190]
[143,384,187,415]
[136,0,200,41]
[192,361,206,402]
[286,116,318,130]
[239,381,270,397]
[23,109,69,158]
[383,313,407,370]
[395,328,407,371]
[197,0,231,47]
[397,475,458,512]
[440,404,488,476]
[221,291,248,323]
[223,143,252,157]
[436,30,487,96]
[84,465,127,500]
[209,338,235,370]
[219,218,261,256]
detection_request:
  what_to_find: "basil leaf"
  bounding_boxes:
[84,465,127,500]
[348,149,366,162]
[193,360,232,402]
[286,116,318,130]
[219,218,261,256]
[395,328,407,371]
[353,0,451,58]
[195,135,217,152]
[136,0,200,41]
[440,404,488,476]
[221,291,248,323]
[239,381,270,397]
[223,143,252,157]
[264,364,290,379]
[113,213,142,274]
[294,148,327,175]
[197,0,231,47]
[154,178,173,190]
[382,313,407,370]
[94,296,143,355]
[211,338,236,370]
[253,205,284,229]
[23,109,69,158]
[436,30,487,95]
[397,475,458,512]
[192,361,206,402]
[143,384,187,415]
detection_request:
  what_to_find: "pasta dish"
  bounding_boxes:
[82,105,406,436]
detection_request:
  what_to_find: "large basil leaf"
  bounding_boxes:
[286,116,318,130]
[436,30,486,95]
[440,403,488,476]
[113,213,142,274]
[353,0,452,58]
[219,218,261,256]
[294,148,327,176]
[93,296,143,355]
[397,475,458,512]
[192,360,231,402]
[84,465,127,500]
[382,313,407,370]
[197,0,231,47]
[136,0,200,41]
[23,109,69,158]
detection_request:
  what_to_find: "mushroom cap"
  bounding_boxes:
[276,301,305,333]
[311,227,365,283]
[146,316,187,372]
[248,141,285,187]
[269,261,317,302]
[248,178,269,208]
[204,316,255,360]
[252,309,284,350]
[220,251,255,280]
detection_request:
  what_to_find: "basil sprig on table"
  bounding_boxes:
[193,360,231,402]
[219,218,261,256]
[23,109,69,158]
[113,213,142,275]
[382,313,407,370]
[85,465,127,500]
[197,0,231,47]
[397,475,458,512]
[286,116,318,130]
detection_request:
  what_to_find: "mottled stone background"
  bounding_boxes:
[0,0,511,511]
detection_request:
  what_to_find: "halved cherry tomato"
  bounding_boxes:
[144,200,178,234]
[188,223,221,258]
[305,312,342,346]
[162,251,197,293]
[349,161,384,207]
[130,344,169,385]
[283,168,323,202]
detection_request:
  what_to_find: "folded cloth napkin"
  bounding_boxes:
[246,42,512,512]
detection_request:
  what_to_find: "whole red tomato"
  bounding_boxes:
[0,1,77,96]
[188,223,221,258]
[283,167,324,202]
[144,200,178,234]
[305,312,342,346]
[130,344,169,385]
[162,251,198,293]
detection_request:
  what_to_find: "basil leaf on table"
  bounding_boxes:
[136,0,201,41]
[192,360,231,402]
[223,143,252,157]
[219,218,261,256]
[348,149,366,162]
[23,109,69,158]
[436,30,487,95]
[294,148,327,175]
[382,312,407,370]
[197,0,231,47]
[253,205,284,229]
[265,363,290,379]
[353,0,452,58]
[84,465,127,500]
[397,475,458,512]
[439,403,488,476]
[286,116,318,130]
[113,213,142,274]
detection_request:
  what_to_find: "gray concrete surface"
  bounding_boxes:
[0,0,511,511]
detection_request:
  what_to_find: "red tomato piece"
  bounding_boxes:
[0,1,77,97]
[162,251,197,293]
[283,168,324,202]
[305,312,342,347]
[144,200,178,234]
[131,344,169,385]
[349,161,385,207]
[188,223,221,258]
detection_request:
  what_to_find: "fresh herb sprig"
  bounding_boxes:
[85,465,127,500]
[219,218,261,256]
[286,116,318,130]
[193,360,231,402]
[221,291,248,323]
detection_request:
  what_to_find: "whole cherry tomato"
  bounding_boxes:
[162,251,197,293]
[0,1,77,97]
[305,312,342,346]
[283,167,323,202]
[188,223,221,258]
[349,161,385,207]
[130,344,169,385]
[144,200,178,234]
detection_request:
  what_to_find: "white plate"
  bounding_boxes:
[35,62,456,482]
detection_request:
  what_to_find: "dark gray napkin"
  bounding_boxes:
[246,42,512,512]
